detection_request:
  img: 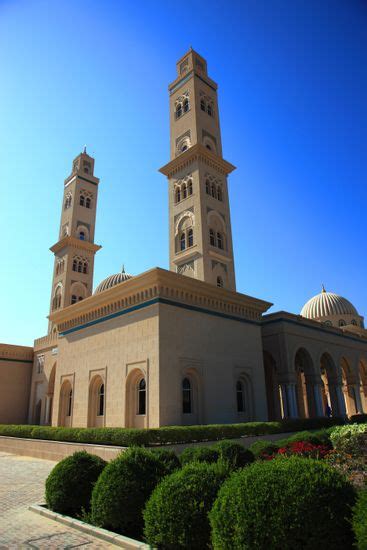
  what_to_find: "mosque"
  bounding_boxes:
[1,49,367,428]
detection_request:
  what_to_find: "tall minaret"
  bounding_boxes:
[48,149,101,328]
[159,49,236,290]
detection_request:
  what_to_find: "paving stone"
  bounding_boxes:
[0,452,119,548]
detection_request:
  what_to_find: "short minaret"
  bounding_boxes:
[159,49,236,290]
[48,149,101,328]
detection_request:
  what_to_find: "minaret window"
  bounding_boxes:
[200,99,206,111]
[207,104,213,117]
[72,257,88,274]
[182,183,187,199]
[181,144,188,152]
[188,228,194,248]
[98,384,105,416]
[217,276,224,288]
[52,285,62,311]
[176,188,181,203]
[176,104,183,119]
[217,232,223,249]
[71,295,77,304]
[79,231,85,241]
[180,232,186,251]
[64,194,72,209]
[209,229,216,246]
[80,195,85,207]
[217,186,223,201]
[211,184,217,198]
[187,179,193,196]
[183,98,189,113]
[85,197,91,209]
[206,180,210,194]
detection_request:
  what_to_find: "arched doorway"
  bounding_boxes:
[340,357,358,416]
[294,348,315,418]
[263,352,282,420]
[125,369,147,428]
[320,353,345,416]
[58,380,73,427]
[88,375,105,427]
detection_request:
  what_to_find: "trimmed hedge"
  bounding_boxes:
[90,447,176,538]
[180,446,219,465]
[144,462,228,549]
[212,440,254,469]
[45,451,106,517]
[210,457,356,549]
[0,417,344,447]
[353,489,367,550]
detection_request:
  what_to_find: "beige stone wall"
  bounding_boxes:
[158,302,268,426]
[0,344,33,424]
[52,304,160,428]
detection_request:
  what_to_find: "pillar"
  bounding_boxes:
[313,384,324,417]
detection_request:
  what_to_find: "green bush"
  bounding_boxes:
[353,489,367,550]
[45,451,106,517]
[0,416,345,447]
[180,446,219,465]
[212,440,254,469]
[151,448,180,471]
[90,447,175,538]
[210,457,356,550]
[276,428,333,448]
[330,423,367,456]
[144,462,228,549]
[350,414,367,424]
[248,439,280,459]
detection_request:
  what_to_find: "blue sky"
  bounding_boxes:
[0,0,366,346]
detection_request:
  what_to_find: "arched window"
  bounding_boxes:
[181,144,188,152]
[205,180,210,194]
[236,380,245,412]
[187,180,193,195]
[176,187,181,203]
[67,389,73,417]
[79,231,85,241]
[217,232,223,249]
[85,197,91,209]
[183,98,189,113]
[217,186,223,201]
[188,228,193,247]
[339,319,346,327]
[64,194,72,209]
[77,261,82,273]
[71,294,77,305]
[79,195,85,207]
[138,378,146,415]
[182,378,192,414]
[206,144,212,151]
[98,384,104,416]
[323,321,332,327]
[209,229,216,246]
[180,232,186,251]
[211,184,217,198]
[83,261,88,274]
[176,103,182,119]
[200,99,206,111]
[72,259,77,272]
[351,319,357,326]
[217,276,223,288]
[207,104,213,117]
[182,183,187,199]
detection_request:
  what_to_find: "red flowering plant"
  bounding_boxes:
[261,441,329,460]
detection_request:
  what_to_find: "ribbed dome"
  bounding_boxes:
[300,286,358,320]
[94,267,133,294]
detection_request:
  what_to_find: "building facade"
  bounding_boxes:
[1,49,367,428]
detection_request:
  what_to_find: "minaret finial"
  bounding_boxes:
[83,145,87,154]
[322,284,326,293]
[121,264,125,274]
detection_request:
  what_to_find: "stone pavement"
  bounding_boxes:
[0,452,119,549]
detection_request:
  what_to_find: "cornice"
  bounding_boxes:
[159,144,236,178]
[64,173,99,187]
[0,343,33,363]
[49,267,273,334]
[50,236,102,255]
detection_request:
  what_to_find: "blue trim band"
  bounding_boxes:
[60,297,260,336]
[263,317,367,346]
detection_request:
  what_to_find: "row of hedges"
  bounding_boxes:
[0,416,345,446]
[45,447,360,548]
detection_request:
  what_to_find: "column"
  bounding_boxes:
[313,384,324,417]
[354,385,364,414]
[286,384,298,418]
[279,384,289,418]
[335,385,347,417]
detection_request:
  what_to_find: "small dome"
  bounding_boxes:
[301,286,359,321]
[94,267,133,294]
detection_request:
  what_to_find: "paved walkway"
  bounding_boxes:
[0,452,119,548]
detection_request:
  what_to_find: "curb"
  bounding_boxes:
[29,504,150,549]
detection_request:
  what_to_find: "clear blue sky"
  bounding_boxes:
[0,0,366,346]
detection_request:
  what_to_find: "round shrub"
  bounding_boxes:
[353,488,367,549]
[213,440,254,469]
[180,445,219,465]
[151,448,180,472]
[210,456,356,550]
[91,447,175,538]
[144,462,228,549]
[248,439,279,459]
[45,451,106,517]
[330,423,367,456]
